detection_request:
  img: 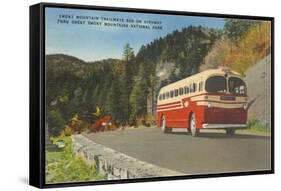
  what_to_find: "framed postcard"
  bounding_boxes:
[29,2,274,188]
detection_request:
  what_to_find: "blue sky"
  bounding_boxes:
[45,7,225,62]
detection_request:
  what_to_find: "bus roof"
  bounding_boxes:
[159,68,243,93]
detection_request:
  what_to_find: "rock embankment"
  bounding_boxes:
[245,54,271,128]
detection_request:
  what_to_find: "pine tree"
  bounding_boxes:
[123,43,135,62]
[129,65,149,122]
[106,76,122,123]
[119,44,135,124]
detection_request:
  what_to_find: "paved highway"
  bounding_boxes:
[84,127,271,174]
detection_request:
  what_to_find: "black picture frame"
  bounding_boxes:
[30,2,274,188]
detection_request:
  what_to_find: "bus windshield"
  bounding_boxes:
[229,77,246,95]
[205,76,246,95]
[205,76,227,93]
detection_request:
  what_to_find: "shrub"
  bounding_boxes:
[80,121,90,133]
[47,109,66,136]
[247,116,270,132]
[136,116,146,127]
[145,114,157,127]
[46,136,104,183]
[62,125,73,136]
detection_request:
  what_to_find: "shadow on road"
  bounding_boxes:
[168,131,270,140]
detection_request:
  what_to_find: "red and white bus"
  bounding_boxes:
[157,68,248,136]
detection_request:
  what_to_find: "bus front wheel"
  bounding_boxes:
[161,116,171,133]
[190,113,199,137]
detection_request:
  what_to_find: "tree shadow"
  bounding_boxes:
[197,132,269,140]
[168,131,270,140]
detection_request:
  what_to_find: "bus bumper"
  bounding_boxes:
[202,123,247,129]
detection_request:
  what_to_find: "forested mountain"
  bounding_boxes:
[46,20,271,135]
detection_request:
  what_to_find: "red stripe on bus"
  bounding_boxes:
[195,100,247,104]
[157,94,246,105]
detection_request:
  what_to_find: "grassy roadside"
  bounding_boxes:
[242,117,271,136]
[46,136,105,184]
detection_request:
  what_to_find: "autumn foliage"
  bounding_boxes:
[201,22,271,74]
[90,115,118,133]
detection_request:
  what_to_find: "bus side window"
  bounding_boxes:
[159,94,162,100]
[166,92,170,99]
[170,90,174,98]
[189,84,193,93]
[185,86,189,94]
[163,93,166,100]
[175,89,179,97]
[193,83,197,92]
[199,82,203,91]
[179,87,183,95]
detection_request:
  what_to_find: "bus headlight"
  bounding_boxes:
[184,101,189,107]
[243,103,248,110]
[207,102,212,108]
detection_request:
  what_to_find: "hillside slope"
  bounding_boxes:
[245,54,271,128]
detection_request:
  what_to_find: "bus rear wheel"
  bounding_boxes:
[190,113,199,137]
[161,116,171,133]
[226,129,235,136]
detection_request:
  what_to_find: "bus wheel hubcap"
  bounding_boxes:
[190,114,197,136]
[161,117,165,131]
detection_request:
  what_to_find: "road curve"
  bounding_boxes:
[84,127,271,174]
